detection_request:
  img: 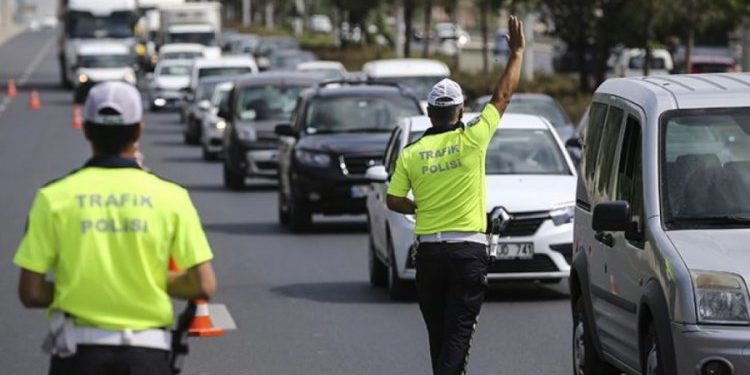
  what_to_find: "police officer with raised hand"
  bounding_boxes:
[386,15,525,375]
[13,81,217,375]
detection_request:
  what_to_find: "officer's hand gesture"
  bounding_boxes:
[505,15,525,54]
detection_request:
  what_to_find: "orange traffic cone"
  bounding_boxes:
[168,258,224,337]
[188,299,224,337]
[29,90,41,110]
[7,80,16,98]
[71,105,82,129]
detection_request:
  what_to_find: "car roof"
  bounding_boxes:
[159,43,204,53]
[297,61,346,71]
[362,59,450,77]
[193,57,256,68]
[309,84,413,98]
[403,113,552,132]
[234,71,324,87]
[596,73,750,111]
[77,43,130,55]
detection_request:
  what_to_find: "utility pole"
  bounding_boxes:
[242,0,251,26]
[422,0,432,57]
[395,0,405,58]
[743,16,750,71]
[520,12,535,82]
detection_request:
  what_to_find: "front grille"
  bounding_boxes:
[488,254,558,273]
[550,243,573,265]
[341,155,382,175]
[486,211,548,237]
[256,161,278,170]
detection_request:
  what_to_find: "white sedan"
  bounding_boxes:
[365,113,577,300]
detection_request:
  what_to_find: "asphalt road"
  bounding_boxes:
[0,31,573,375]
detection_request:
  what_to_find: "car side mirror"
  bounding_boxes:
[198,100,211,111]
[565,137,582,150]
[365,165,388,183]
[274,124,296,137]
[592,201,631,232]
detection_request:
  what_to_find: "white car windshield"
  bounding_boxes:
[235,86,307,121]
[159,65,191,76]
[166,32,216,46]
[199,67,253,79]
[162,51,202,60]
[79,54,132,68]
[662,108,750,227]
[305,96,422,134]
[409,128,570,175]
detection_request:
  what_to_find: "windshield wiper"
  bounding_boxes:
[667,215,750,226]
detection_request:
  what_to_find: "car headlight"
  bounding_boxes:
[123,72,136,84]
[692,270,750,324]
[550,202,575,226]
[236,127,255,141]
[295,149,331,167]
[77,73,88,83]
[213,120,226,130]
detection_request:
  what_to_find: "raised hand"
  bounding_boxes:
[505,15,525,54]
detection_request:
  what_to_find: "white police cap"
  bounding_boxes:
[83,82,143,125]
[427,78,464,107]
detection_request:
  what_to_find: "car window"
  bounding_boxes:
[79,54,133,68]
[211,88,230,107]
[384,128,402,175]
[370,76,445,100]
[199,67,253,79]
[616,115,644,246]
[594,106,625,202]
[628,55,666,70]
[162,51,202,60]
[159,65,191,76]
[196,81,220,101]
[583,103,608,186]
[235,86,307,121]
[486,129,570,175]
[304,96,422,134]
[662,108,750,227]
[506,100,569,128]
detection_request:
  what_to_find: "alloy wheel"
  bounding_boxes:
[573,318,586,375]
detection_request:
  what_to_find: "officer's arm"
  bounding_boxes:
[168,261,217,300]
[489,15,525,113]
[18,269,54,308]
[387,194,416,215]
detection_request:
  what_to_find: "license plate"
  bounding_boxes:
[350,185,369,198]
[494,242,534,260]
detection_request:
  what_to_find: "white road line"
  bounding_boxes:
[18,37,56,86]
[0,97,11,115]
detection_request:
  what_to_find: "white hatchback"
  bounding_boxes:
[365,113,577,299]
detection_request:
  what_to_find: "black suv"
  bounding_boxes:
[275,81,424,231]
[220,72,324,189]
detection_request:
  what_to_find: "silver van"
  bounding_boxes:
[571,73,750,375]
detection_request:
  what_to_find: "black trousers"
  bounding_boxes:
[49,345,171,375]
[415,241,489,375]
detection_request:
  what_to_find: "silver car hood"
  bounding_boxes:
[667,229,750,275]
[485,174,576,213]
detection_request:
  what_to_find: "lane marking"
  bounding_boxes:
[0,97,11,115]
[18,37,56,86]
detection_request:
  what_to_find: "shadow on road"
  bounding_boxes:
[202,220,367,235]
[150,139,188,147]
[484,282,570,302]
[270,281,395,304]
[142,127,182,135]
[161,155,203,163]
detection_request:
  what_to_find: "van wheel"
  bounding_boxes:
[642,323,665,375]
[572,298,620,375]
[387,237,411,300]
[368,223,387,287]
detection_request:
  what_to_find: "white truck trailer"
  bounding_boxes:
[158,2,222,51]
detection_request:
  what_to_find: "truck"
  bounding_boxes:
[158,2,222,52]
[134,0,186,71]
[57,0,139,88]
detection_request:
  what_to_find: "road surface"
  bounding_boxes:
[0,30,573,375]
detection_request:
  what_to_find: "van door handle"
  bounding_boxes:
[595,232,614,247]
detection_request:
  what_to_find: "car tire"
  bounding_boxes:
[278,191,290,227]
[572,298,620,375]
[288,195,312,233]
[185,123,200,145]
[223,163,245,190]
[642,323,665,375]
[387,236,412,301]
[368,221,387,287]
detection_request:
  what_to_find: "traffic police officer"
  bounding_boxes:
[14,82,217,375]
[386,16,525,375]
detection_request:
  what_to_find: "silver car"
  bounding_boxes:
[572,73,750,375]
[200,81,233,161]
